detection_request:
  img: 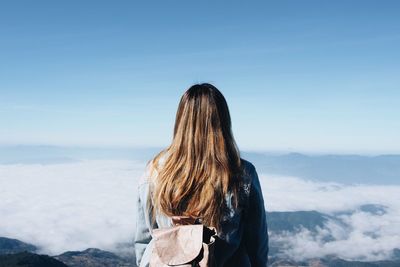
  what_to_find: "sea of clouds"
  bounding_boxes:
[0,159,399,261]
[262,175,400,261]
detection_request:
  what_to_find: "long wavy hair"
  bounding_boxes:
[146,83,244,231]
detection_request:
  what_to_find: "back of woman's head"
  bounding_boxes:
[148,83,244,231]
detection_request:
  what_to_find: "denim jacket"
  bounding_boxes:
[134,155,269,267]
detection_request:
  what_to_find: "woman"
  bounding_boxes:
[134,83,269,267]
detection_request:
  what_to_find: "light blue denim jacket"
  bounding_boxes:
[134,156,269,267]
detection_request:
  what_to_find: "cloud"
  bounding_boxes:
[260,174,400,261]
[0,160,145,255]
[260,174,400,213]
[0,160,399,261]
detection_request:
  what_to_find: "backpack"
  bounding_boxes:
[149,215,219,267]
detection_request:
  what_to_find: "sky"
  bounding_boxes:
[0,1,399,154]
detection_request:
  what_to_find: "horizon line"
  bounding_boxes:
[0,142,399,157]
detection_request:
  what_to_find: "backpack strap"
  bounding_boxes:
[171,215,202,226]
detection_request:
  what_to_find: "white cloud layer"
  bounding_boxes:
[0,160,144,255]
[261,174,400,261]
[1,160,399,261]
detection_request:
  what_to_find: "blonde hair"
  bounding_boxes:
[147,83,244,232]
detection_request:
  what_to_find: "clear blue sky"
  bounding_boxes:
[0,1,399,154]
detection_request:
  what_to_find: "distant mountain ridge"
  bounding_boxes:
[1,145,399,184]
[241,151,400,184]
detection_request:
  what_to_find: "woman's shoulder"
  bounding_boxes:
[238,158,259,196]
[240,157,256,172]
[138,150,169,186]
[239,157,257,181]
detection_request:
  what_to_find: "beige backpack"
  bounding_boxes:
[149,216,219,267]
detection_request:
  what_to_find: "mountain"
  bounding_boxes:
[267,210,330,233]
[268,256,400,267]
[54,248,134,267]
[0,237,134,266]
[0,145,161,164]
[0,251,68,267]
[0,237,37,254]
[241,151,400,184]
[319,256,400,267]
[2,145,400,184]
